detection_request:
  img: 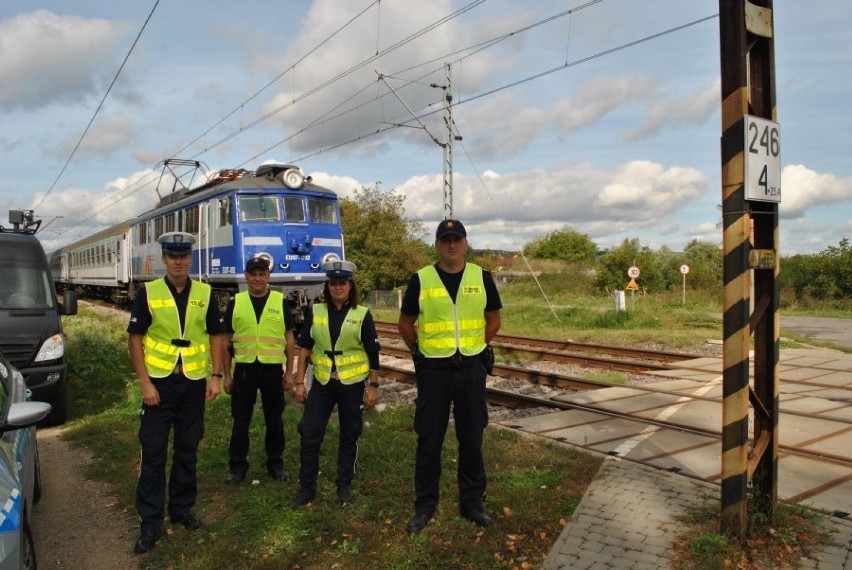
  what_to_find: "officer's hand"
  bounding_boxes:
[140,380,160,406]
[224,375,233,395]
[364,385,378,409]
[294,382,307,403]
[282,371,293,391]
[206,378,221,402]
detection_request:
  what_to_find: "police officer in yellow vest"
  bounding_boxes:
[222,256,295,484]
[398,219,502,534]
[127,232,226,554]
[291,260,381,507]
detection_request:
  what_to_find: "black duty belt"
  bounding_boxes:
[423,352,482,369]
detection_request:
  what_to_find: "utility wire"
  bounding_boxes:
[281,14,718,165]
[457,135,562,324]
[47,0,488,231]
[51,7,717,247]
[33,0,160,212]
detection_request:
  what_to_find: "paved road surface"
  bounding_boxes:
[710,314,852,350]
[781,315,852,349]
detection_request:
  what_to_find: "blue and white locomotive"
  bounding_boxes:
[51,162,345,324]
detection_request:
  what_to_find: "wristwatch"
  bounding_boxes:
[211,373,223,378]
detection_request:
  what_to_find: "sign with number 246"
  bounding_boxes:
[744,115,781,203]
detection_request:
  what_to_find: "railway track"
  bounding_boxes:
[84,302,851,513]
[374,357,852,512]
[374,320,700,373]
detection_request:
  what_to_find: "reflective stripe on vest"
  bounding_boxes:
[417,263,486,357]
[143,278,212,379]
[232,290,287,364]
[310,304,369,385]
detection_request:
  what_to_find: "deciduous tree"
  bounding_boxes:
[339,185,428,294]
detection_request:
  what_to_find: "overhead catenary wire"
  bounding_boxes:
[32,0,160,213]
[46,0,489,234]
[46,0,597,228]
[456,135,562,325]
[280,14,719,166]
[47,5,718,249]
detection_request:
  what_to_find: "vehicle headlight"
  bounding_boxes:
[34,334,65,362]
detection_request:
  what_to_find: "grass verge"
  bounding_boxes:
[671,494,838,569]
[60,307,602,568]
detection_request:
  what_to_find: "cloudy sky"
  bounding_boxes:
[1,0,850,255]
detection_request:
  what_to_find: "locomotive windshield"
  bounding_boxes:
[240,196,280,222]
[308,198,338,224]
[283,197,306,222]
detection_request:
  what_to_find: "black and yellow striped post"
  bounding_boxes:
[719,0,779,539]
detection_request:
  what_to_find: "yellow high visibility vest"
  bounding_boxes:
[310,304,369,385]
[417,263,486,358]
[143,278,211,379]
[232,290,287,364]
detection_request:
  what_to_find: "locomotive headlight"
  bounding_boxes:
[322,253,341,266]
[280,168,305,189]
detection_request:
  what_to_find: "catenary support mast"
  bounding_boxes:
[719,0,779,539]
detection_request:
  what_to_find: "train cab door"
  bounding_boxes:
[203,195,235,277]
[198,201,209,280]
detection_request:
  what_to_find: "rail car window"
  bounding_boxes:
[185,207,199,233]
[308,198,338,224]
[136,222,148,245]
[240,196,280,222]
[155,217,164,239]
[218,198,232,227]
[283,197,306,222]
[165,213,175,233]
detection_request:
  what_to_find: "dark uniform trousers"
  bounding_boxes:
[228,363,285,475]
[413,358,488,516]
[297,377,365,491]
[137,374,206,532]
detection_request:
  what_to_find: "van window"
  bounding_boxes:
[0,263,56,310]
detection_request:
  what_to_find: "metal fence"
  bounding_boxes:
[361,289,402,310]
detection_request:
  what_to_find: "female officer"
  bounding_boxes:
[292,260,381,507]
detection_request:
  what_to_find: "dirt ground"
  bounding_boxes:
[32,426,138,569]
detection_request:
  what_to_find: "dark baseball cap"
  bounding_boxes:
[245,257,271,272]
[435,219,466,240]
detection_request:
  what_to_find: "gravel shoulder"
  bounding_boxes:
[32,426,138,569]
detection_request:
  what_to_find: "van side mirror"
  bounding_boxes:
[62,290,78,316]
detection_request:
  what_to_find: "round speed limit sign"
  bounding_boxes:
[627,265,640,279]
[680,264,690,275]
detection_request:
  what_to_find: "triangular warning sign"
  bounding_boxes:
[626,278,639,291]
